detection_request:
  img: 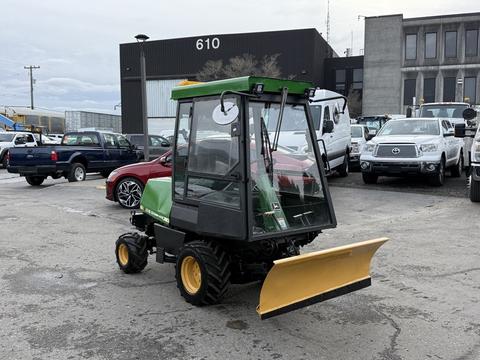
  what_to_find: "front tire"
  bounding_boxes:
[469,174,480,202]
[68,163,86,182]
[176,241,231,306]
[25,176,45,186]
[116,177,144,209]
[337,154,349,177]
[1,151,7,168]
[429,159,445,186]
[450,152,463,178]
[362,173,378,184]
[115,233,148,273]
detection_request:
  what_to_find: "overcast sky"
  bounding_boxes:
[0,0,475,114]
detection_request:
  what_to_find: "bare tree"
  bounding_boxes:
[259,54,281,78]
[347,87,362,118]
[197,60,224,82]
[223,53,258,78]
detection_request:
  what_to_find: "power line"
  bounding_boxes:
[24,65,40,109]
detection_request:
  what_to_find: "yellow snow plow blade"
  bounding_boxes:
[257,238,388,319]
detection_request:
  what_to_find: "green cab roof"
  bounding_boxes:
[171,76,314,100]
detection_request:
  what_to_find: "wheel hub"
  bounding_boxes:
[118,243,129,266]
[117,180,142,208]
[181,256,202,295]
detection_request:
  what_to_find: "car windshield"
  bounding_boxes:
[377,120,440,136]
[351,126,364,138]
[0,133,15,142]
[420,104,468,118]
[266,105,309,131]
[357,116,387,131]
[309,105,322,130]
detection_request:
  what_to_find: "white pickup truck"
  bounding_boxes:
[360,118,463,186]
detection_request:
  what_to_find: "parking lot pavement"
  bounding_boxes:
[1,171,479,360]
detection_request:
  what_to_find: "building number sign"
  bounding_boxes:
[196,37,220,51]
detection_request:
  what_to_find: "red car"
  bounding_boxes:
[106,151,172,209]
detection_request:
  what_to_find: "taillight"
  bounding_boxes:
[50,150,58,161]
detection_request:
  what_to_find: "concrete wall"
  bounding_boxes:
[363,15,403,115]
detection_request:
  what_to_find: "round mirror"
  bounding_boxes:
[212,102,239,125]
[463,108,477,121]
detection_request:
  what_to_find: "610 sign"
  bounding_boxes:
[196,37,220,51]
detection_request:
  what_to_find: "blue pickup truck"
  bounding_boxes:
[8,131,140,186]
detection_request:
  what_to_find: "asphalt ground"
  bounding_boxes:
[0,169,479,360]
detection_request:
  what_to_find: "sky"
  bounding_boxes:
[0,0,476,114]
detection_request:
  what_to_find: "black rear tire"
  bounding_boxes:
[115,233,148,273]
[470,175,480,202]
[450,152,463,178]
[1,152,7,168]
[362,173,378,184]
[176,241,231,306]
[337,154,349,177]
[68,163,86,182]
[25,176,45,186]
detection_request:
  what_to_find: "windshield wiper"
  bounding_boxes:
[271,87,289,152]
[260,116,274,178]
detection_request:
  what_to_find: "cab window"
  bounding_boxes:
[103,134,118,148]
[117,135,131,148]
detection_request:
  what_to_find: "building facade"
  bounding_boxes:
[119,29,336,134]
[363,12,480,116]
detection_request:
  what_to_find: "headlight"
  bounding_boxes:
[420,144,438,152]
[107,170,118,180]
[363,143,376,153]
[474,143,480,162]
[351,143,360,153]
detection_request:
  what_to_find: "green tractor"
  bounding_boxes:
[115,77,387,319]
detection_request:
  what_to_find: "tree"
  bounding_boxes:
[347,87,362,118]
[196,53,282,81]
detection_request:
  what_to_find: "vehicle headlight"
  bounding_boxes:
[420,144,438,152]
[107,170,118,181]
[363,143,376,153]
[474,142,480,162]
[351,143,360,153]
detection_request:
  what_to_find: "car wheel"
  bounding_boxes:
[116,177,144,209]
[337,154,349,177]
[68,163,86,182]
[115,233,148,273]
[2,151,8,168]
[450,152,463,178]
[429,159,445,186]
[25,176,45,186]
[362,173,378,184]
[469,175,480,202]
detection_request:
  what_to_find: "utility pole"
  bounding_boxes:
[326,0,330,44]
[135,34,150,162]
[24,65,40,109]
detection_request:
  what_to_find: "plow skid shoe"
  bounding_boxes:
[257,238,388,319]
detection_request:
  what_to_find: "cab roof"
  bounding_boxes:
[171,76,314,100]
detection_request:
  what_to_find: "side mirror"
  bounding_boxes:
[454,124,465,138]
[406,107,412,118]
[323,120,334,134]
[366,133,375,141]
[161,141,170,147]
[160,156,172,166]
[463,108,477,121]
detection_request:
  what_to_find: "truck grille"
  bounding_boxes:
[375,144,418,158]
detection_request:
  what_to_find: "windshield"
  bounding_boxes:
[420,104,468,118]
[357,116,387,131]
[309,105,322,130]
[248,101,331,236]
[377,119,440,136]
[0,134,15,142]
[351,126,364,138]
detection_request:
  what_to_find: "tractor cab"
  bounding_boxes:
[117,77,387,319]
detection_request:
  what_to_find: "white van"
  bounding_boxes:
[270,89,351,176]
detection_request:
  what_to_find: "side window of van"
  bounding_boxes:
[324,106,330,122]
[333,105,341,124]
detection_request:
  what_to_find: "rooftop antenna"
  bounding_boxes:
[326,0,330,44]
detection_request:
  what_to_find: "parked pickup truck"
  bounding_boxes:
[360,118,463,186]
[7,131,139,186]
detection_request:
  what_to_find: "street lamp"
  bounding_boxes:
[135,33,150,162]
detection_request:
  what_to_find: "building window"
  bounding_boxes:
[465,29,479,57]
[423,78,436,103]
[464,77,477,104]
[445,31,457,58]
[405,34,417,60]
[352,68,363,89]
[425,32,437,59]
[404,79,416,105]
[443,77,456,102]
[335,69,346,94]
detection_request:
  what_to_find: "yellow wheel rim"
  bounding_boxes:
[118,243,129,266]
[181,256,202,295]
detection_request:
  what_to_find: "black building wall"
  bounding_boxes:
[120,28,335,133]
[324,55,364,94]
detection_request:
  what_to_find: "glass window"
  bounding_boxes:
[464,77,477,104]
[445,31,457,58]
[420,104,469,118]
[186,177,240,208]
[103,133,117,148]
[443,77,456,102]
[129,135,143,146]
[117,135,131,148]
[423,78,436,103]
[174,102,192,199]
[466,29,479,57]
[309,105,322,130]
[351,126,364,138]
[150,135,164,146]
[378,119,440,136]
[335,69,345,83]
[248,101,328,235]
[404,79,416,105]
[405,34,417,60]
[26,134,35,143]
[425,32,437,59]
[62,133,100,146]
[353,68,363,89]
[324,106,330,121]
[0,134,14,142]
